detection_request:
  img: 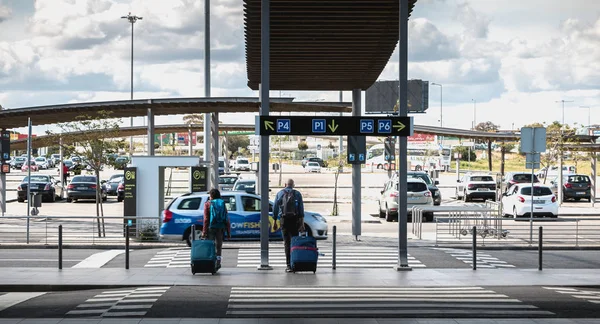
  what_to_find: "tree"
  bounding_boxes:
[46,111,121,238]
[226,135,250,156]
[298,141,308,151]
[474,121,499,133]
[183,114,204,125]
[453,146,476,162]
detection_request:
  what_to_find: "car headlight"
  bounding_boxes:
[311,214,327,223]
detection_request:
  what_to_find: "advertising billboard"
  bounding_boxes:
[365,79,429,114]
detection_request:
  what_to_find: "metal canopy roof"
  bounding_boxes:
[244,0,417,90]
[0,97,352,129]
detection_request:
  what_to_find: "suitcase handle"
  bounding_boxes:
[299,232,308,237]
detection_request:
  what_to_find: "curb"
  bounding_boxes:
[0,284,171,292]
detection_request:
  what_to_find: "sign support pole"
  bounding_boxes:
[351,89,361,240]
[530,131,535,245]
[258,0,272,271]
[26,118,32,244]
[0,173,5,216]
[396,0,411,271]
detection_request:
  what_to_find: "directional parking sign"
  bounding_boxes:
[257,116,412,137]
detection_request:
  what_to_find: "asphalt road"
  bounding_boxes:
[2,247,600,270]
[1,285,600,318]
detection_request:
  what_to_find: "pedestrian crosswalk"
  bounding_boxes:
[144,247,191,268]
[226,286,554,317]
[544,287,600,304]
[0,292,46,313]
[236,246,426,268]
[433,247,515,268]
[65,287,170,317]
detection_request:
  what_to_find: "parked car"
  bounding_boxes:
[17,175,64,203]
[66,175,108,203]
[501,184,557,218]
[537,165,576,179]
[378,177,434,222]
[10,157,27,169]
[501,172,540,193]
[114,156,129,170]
[456,173,497,202]
[21,161,39,172]
[550,174,592,202]
[233,158,251,171]
[159,191,328,246]
[232,178,257,194]
[50,154,61,166]
[104,176,124,196]
[61,160,74,171]
[34,157,50,170]
[406,171,441,206]
[219,174,239,191]
[302,157,327,168]
[305,161,322,173]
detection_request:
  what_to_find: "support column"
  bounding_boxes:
[224,132,230,171]
[203,0,212,190]
[338,91,343,155]
[211,112,219,189]
[257,0,272,271]
[147,108,155,156]
[59,137,64,198]
[188,128,193,156]
[487,139,492,171]
[592,152,596,207]
[396,0,411,271]
[351,89,361,240]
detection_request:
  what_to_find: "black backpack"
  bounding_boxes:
[281,190,298,218]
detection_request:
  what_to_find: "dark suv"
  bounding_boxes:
[502,172,540,193]
[302,157,327,168]
[554,174,591,202]
[406,171,442,205]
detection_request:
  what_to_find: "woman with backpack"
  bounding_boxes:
[202,189,231,269]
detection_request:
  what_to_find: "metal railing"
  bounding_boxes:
[411,205,498,239]
[0,215,162,245]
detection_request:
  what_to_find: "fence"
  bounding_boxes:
[0,215,162,245]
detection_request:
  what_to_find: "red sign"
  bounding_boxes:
[1,164,9,173]
[408,132,435,142]
[176,132,197,146]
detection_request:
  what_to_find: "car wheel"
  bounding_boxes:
[72,199,77,203]
[66,197,72,203]
[303,224,313,237]
[51,192,56,203]
[379,206,385,218]
[385,206,393,222]
[185,226,203,247]
[377,164,382,170]
[464,191,470,202]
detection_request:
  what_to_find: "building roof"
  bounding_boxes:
[0,97,352,129]
[243,0,417,90]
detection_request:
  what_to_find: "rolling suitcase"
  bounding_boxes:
[190,238,218,275]
[290,232,318,273]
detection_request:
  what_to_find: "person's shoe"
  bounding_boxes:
[216,260,222,270]
[285,266,293,273]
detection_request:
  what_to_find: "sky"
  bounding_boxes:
[0,0,599,135]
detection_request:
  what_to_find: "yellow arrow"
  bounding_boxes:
[264,120,274,131]
[328,119,339,133]
[392,121,406,132]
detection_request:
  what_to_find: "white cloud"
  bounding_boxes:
[0,2,11,22]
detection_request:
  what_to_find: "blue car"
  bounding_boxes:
[160,191,328,246]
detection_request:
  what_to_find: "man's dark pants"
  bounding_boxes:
[281,216,299,267]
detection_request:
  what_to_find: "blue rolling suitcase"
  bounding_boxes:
[190,239,218,275]
[290,233,318,273]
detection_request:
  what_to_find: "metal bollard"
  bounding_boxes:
[538,226,543,271]
[58,225,63,270]
[332,225,337,270]
[125,224,130,270]
[472,226,477,270]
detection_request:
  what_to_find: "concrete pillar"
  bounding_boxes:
[351,89,361,239]
[211,112,219,189]
[188,128,193,156]
[592,152,597,207]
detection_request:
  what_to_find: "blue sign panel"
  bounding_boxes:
[358,154,365,161]
[277,119,291,133]
[378,120,392,134]
[349,154,355,162]
[2,153,8,160]
[312,119,326,133]
[360,119,374,133]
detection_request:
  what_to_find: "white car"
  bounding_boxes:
[501,183,558,218]
[456,173,497,202]
[305,161,321,173]
[234,158,251,171]
[378,177,434,222]
[34,157,50,170]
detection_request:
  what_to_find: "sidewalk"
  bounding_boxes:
[1,266,599,290]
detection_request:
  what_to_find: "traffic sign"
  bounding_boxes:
[349,154,355,162]
[347,136,366,165]
[256,116,412,137]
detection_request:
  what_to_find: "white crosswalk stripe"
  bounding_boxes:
[65,287,170,317]
[543,287,600,304]
[433,247,515,268]
[237,246,425,268]
[226,286,553,317]
[145,247,191,268]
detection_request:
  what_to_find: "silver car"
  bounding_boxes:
[378,177,434,222]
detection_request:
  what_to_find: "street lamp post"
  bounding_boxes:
[580,106,591,127]
[471,99,477,130]
[122,13,143,156]
[556,99,574,126]
[431,83,442,144]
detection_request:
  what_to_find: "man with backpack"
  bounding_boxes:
[273,178,305,272]
[202,189,231,269]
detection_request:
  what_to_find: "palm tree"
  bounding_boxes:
[183,114,204,125]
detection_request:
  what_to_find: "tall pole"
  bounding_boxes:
[396,0,410,271]
[432,83,442,145]
[26,118,31,244]
[338,91,343,154]
[203,0,212,173]
[122,13,142,157]
[556,100,574,126]
[471,99,476,129]
[580,106,591,127]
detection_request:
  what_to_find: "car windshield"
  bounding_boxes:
[109,177,123,183]
[308,162,320,167]
[471,176,494,182]
[513,174,538,182]
[235,182,255,191]
[520,187,553,196]
[72,176,96,183]
[220,177,238,185]
[23,176,49,182]
[408,174,432,185]
[64,161,73,165]
[238,159,249,164]
[15,157,26,162]
[35,158,45,161]
[398,182,427,192]
[219,161,225,167]
[568,175,590,183]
